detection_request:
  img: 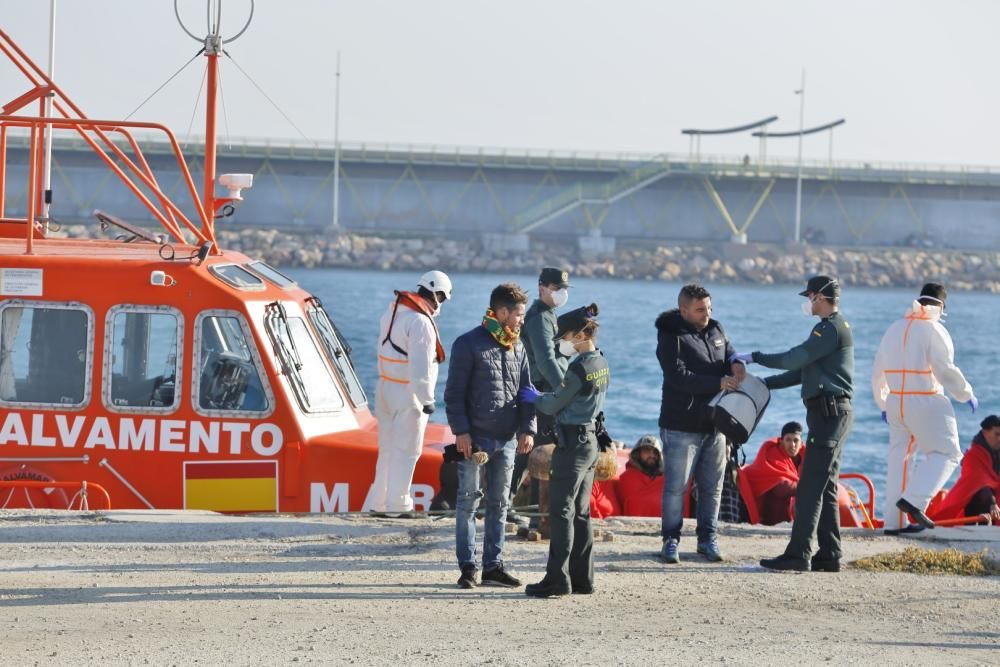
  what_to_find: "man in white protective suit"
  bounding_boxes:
[364,270,452,514]
[872,282,977,534]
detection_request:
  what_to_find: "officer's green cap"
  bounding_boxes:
[553,303,599,340]
[538,267,571,288]
[799,275,840,299]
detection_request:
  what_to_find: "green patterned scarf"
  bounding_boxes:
[482,308,520,349]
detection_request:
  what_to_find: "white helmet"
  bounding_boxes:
[418,270,453,300]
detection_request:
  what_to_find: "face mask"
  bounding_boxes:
[550,288,569,308]
[558,339,577,357]
[801,298,815,317]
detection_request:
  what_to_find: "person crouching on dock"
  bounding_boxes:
[931,415,1000,524]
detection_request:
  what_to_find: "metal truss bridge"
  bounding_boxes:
[5,135,1000,249]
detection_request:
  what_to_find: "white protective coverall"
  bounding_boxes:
[363,297,440,512]
[871,302,974,530]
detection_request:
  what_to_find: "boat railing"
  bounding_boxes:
[0,479,112,510]
[839,472,877,529]
[0,28,214,254]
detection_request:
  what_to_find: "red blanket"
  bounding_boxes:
[615,463,664,517]
[931,440,1000,520]
[590,479,621,519]
[743,439,800,500]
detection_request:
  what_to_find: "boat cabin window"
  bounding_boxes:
[263,303,344,413]
[104,306,182,413]
[0,301,93,409]
[208,264,266,291]
[246,261,296,288]
[306,300,367,407]
[194,311,272,416]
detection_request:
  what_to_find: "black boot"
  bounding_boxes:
[884,524,927,536]
[895,498,935,529]
[810,556,841,573]
[524,578,570,598]
[760,554,810,571]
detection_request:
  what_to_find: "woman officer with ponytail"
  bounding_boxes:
[518,303,609,597]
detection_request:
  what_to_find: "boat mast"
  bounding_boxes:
[203,4,222,225]
[175,0,254,237]
[332,50,341,230]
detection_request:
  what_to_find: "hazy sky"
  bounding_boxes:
[3,1,1000,165]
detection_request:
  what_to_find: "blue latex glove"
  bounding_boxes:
[968,397,978,414]
[881,411,887,424]
[730,352,754,364]
[518,385,542,405]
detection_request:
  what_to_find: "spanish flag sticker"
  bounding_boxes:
[184,460,278,512]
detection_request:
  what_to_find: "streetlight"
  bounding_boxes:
[332,50,342,230]
[794,69,805,244]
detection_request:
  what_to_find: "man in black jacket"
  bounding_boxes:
[655,284,745,564]
[445,283,536,590]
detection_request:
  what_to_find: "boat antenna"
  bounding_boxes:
[40,0,57,228]
[174,0,253,229]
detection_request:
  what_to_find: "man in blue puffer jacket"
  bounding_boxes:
[445,283,537,590]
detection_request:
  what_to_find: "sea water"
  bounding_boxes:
[289,267,999,504]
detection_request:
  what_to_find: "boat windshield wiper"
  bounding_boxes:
[306,296,352,357]
[264,301,307,402]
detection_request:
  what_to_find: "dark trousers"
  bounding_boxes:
[784,401,854,561]
[546,425,598,588]
[965,487,996,516]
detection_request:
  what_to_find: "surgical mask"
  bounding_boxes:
[558,339,577,357]
[550,288,569,308]
[801,298,815,317]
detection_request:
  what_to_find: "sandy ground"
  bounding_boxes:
[0,511,998,667]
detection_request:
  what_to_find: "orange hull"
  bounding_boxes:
[0,238,453,512]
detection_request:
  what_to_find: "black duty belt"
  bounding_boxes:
[804,394,850,407]
[804,394,852,417]
[559,423,596,436]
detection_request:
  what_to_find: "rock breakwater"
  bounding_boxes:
[58,224,1000,292]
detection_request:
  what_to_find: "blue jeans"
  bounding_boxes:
[455,436,516,570]
[660,428,726,543]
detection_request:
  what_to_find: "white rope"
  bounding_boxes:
[79,481,89,511]
[67,489,82,510]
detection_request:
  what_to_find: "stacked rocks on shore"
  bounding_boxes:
[58,224,1000,292]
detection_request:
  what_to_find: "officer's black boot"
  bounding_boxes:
[760,554,810,572]
[524,577,570,598]
[810,556,841,573]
